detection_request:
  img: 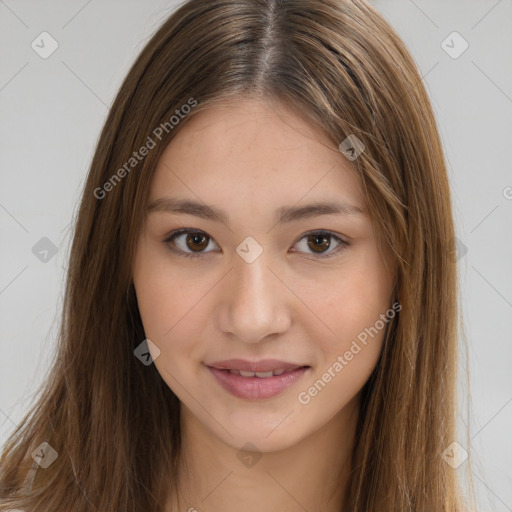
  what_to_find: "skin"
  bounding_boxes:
[132,97,396,511]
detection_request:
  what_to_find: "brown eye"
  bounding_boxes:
[185,232,209,252]
[163,229,218,259]
[307,233,331,253]
[292,231,348,259]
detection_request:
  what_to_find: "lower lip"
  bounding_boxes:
[207,366,309,399]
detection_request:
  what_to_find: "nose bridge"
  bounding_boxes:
[219,244,290,343]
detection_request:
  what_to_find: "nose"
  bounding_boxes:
[216,250,292,344]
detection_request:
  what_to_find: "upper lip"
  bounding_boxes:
[207,359,308,373]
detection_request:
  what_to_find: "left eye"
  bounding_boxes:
[291,231,348,258]
[163,229,349,259]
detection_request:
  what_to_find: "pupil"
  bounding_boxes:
[187,233,208,251]
[309,234,329,253]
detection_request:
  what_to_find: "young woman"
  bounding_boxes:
[0,0,475,510]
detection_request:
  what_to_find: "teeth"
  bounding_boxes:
[226,368,296,377]
[255,371,274,378]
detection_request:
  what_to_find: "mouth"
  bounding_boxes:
[207,358,309,373]
[215,367,308,378]
[205,359,311,399]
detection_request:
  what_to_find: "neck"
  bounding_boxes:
[165,395,360,512]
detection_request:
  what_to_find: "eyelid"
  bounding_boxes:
[290,230,349,259]
[163,228,219,259]
[162,228,349,259]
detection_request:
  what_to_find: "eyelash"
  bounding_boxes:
[162,228,349,260]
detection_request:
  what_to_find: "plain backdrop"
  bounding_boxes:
[0,1,511,510]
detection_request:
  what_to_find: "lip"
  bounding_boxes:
[206,359,310,400]
[207,358,306,373]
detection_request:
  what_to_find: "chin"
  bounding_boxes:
[226,426,304,454]
[207,407,311,453]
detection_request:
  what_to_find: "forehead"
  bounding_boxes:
[160,97,334,162]
[149,97,366,213]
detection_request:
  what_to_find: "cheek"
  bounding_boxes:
[132,246,214,368]
[296,256,392,412]
[133,236,187,335]
[299,244,393,357]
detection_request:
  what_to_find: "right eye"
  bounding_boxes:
[162,228,219,259]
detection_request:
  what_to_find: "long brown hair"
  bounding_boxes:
[0,0,474,510]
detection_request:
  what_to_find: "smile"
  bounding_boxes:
[223,367,298,377]
[205,360,310,399]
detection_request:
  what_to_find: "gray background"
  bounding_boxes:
[0,1,510,510]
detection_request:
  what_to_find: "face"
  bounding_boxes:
[132,97,396,453]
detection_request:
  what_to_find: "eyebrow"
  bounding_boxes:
[147,197,367,226]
